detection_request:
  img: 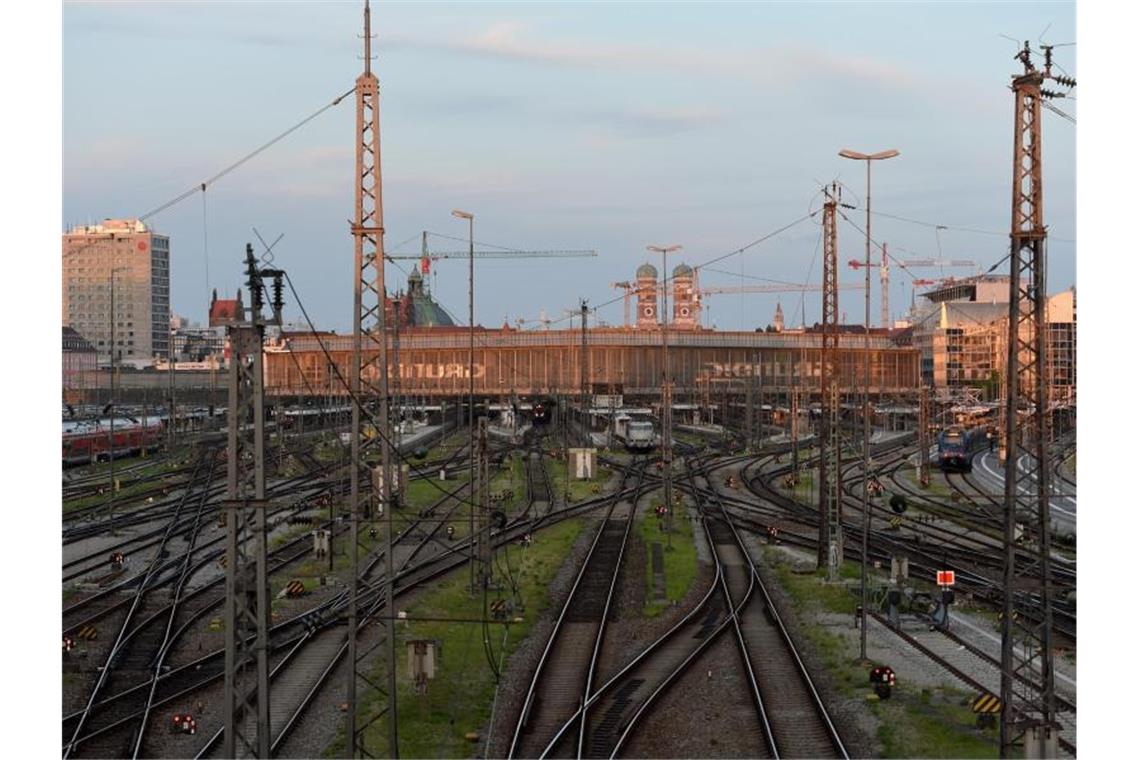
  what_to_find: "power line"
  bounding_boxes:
[140,86,356,222]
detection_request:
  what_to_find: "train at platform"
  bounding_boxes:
[63,417,164,466]
[615,417,657,453]
[936,424,992,472]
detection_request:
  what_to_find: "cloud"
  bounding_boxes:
[404,20,924,98]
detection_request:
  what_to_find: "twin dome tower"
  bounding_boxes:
[635,262,701,330]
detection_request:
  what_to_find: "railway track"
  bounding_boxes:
[63,440,635,757]
[507,458,646,758]
[528,453,847,759]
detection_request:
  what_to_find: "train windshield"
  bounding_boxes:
[628,422,653,433]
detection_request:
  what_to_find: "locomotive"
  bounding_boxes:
[617,419,657,452]
[936,424,990,472]
[532,399,553,425]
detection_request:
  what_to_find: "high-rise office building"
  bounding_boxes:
[62,219,170,366]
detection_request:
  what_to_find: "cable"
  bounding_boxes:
[864,208,1073,244]
[140,86,356,222]
[202,192,210,307]
[541,212,819,330]
[282,271,491,511]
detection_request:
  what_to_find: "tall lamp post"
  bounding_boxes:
[107,264,129,524]
[647,244,681,550]
[452,209,477,592]
[839,147,899,662]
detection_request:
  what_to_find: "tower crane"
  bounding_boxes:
[899,258,977,269]
[846,242,893,327]
[385,231,596,277]
[610,281,634,328]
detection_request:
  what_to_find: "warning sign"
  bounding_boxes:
[936,570,956,587]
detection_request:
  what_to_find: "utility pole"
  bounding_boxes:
[918,385,931,487]
[346,2,398,756]
[999,40,1072,759]
[223,244,285,758]
[648,244,681,549]
[474,417,491,589]
[790,349,800,482]
[745,365,754,452]
[580,299,589,429]
[880,242,891,329]
[818,184,842,578]
[168,320,176,452]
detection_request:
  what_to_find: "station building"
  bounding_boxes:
[263,266,920,403]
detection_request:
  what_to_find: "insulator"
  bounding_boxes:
[272,274,285,313]
[251,276,264,311]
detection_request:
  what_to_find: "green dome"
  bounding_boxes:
[636,262,658,279]
[672,263,693,277]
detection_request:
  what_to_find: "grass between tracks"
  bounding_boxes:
[760,547,998,758]
[547,459,612,503]
[640,497,697,618]
[872,685,998,758]
[326,517,586,758]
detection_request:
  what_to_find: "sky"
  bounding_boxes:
[61,0,1076,334]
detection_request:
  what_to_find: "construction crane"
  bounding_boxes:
[846,242,893,327]
[611,281,635,327]
[899,258,977,268]
[699,283,863,295]
[385,231,596,275]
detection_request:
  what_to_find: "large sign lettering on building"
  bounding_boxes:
[362,363,486,382]
[702,362,762,379]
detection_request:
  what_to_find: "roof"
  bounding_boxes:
[208,288,243,327]
[63,326,96,353]
[672,263,693,277]
[636,262,658,279]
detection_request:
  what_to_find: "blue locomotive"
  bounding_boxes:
[937,424,991,472]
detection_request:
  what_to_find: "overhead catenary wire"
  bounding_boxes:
[282,270,491,512]
[139,86,357,222]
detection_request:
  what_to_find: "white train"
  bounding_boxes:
[615,417,657,452]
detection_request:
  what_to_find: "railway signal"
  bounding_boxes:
[170,713,198,735]
[889,494,908,514]
[870,665,896,699]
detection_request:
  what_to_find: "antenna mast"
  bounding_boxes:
[346,0,398,756]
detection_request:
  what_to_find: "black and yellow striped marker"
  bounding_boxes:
[78,624,98,641]
[972,693,1002,714]
[285,580,305,597]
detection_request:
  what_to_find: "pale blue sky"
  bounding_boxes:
[62,1,1076,332]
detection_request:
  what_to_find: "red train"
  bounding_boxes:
[63,418,163,466]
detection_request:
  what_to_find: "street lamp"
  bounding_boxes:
[647,244,681,550]
[839,147,899,662]
[451,209,476,591]
[106,263,129,526]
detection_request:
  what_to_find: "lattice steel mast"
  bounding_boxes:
[223,245,285,758]
[999,40,1073,759]
[346,0,398,755]
[818,184,843,578]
